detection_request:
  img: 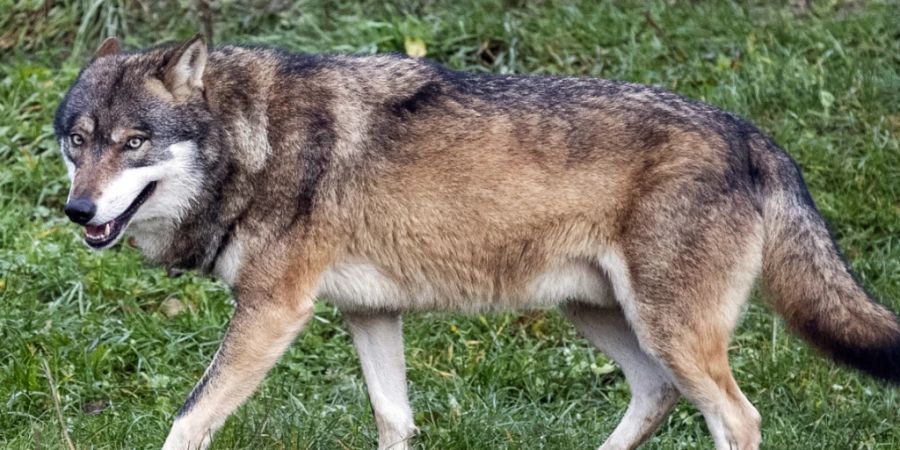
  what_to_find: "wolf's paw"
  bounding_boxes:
[161,425,213,450]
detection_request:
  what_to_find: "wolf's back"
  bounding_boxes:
[753,138,900,382]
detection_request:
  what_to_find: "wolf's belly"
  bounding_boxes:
[316,258,616,313]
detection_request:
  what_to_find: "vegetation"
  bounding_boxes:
[1,1,898,448]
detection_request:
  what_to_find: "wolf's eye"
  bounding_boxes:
[70,134,84,146]
[125,137,145,150]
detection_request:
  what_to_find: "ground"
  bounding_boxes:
[0,1,898,449]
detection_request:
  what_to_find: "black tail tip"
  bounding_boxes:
[826,335,900,385]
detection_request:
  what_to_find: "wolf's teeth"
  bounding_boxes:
[85,222,114,241]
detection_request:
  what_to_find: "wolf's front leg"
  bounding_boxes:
[344,311,417,450]
[162,293,314,450]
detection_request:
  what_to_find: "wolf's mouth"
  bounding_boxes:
[84,182,157,248]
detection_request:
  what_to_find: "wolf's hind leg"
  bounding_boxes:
[561,303,679,450]
[621,299,762,450]
[608,193,765,450]
[162,293,314,450]
[344,311,417,450]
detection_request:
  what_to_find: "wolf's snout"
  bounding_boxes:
[64,198,96,225]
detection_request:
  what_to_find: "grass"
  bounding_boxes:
[1,0,898,448]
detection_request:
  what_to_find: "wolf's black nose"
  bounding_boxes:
[64,198,96,225]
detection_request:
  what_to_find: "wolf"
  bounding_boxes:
[55,34,899,450]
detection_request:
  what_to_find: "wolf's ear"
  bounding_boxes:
[163,34,208,99]
[92,37,120,61]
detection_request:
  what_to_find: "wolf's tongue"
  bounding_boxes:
[86,224,104,235]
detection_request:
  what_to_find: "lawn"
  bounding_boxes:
[1,0,898,449]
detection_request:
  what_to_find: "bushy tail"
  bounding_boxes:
[755,139,900,383]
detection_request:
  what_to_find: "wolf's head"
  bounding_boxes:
[55,35,212,250]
